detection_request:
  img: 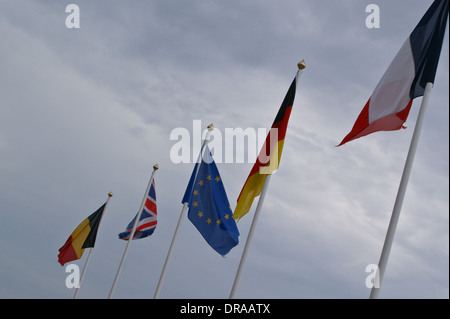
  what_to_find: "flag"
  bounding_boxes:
[233,75,297,220]
[58,203,106,266]
[119,178,157,240]
[183,146,239,256]
[338,0,449,146]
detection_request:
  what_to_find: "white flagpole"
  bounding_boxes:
[229,174,272,299]
[73,192,113,299]
[153,201,188,299]
[108,164,159,299]
[370,82,434,299]
[73,248,93,299]
[229,62,305,299]
[153,124,214,299]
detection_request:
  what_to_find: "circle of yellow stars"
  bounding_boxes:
[192,175,233,225]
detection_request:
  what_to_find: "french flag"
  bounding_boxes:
[119,179,157,240]
[339,0,448,146]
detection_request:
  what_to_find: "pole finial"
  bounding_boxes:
[207,123,214,131]
[108,192,113,197]
[297,60,306,70]
[153,164,159,170]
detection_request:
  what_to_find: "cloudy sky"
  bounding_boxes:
[0,0,448,299]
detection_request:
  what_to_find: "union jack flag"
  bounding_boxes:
[119,179,157,240]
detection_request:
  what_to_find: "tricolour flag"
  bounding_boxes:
[338,0,449,146]
[119,179,157,240]
[232,75,298,221]
[58,203,106,266]
[182,146,239,256]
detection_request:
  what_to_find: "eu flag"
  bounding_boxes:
[182,146,239,256]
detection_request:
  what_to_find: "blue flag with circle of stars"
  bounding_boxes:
[182,146,239,256]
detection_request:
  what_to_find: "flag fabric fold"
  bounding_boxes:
[339,0,449,146]
[58,203,106,266]
[119,179,157,240]
[183,146,239,256]
[233,75,297,221]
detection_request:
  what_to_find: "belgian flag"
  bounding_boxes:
[233,67,301,221]
[58,203,106,266]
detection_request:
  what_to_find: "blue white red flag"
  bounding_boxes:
[119,179,157,240]
[338,0,448,146]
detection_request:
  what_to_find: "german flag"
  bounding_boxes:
[233,74,298,221]
[58,203,106,266]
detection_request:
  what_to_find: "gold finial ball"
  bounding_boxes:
[207,123,214,131]
[297,60,306,70]
[153,164,159,170]
[108,192,113,197]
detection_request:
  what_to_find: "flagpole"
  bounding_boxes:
[153,124,214,299]
[73,248,93,299]
[153,201,187,299]
[229,174,272,299]
[229,61,305,299]
[370,82,434,299]
[108,164,159,299]
[73,192,113,299]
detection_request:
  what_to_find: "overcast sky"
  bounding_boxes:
[0,0,448,299]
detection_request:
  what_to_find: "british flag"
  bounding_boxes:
[119,179,157,240]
